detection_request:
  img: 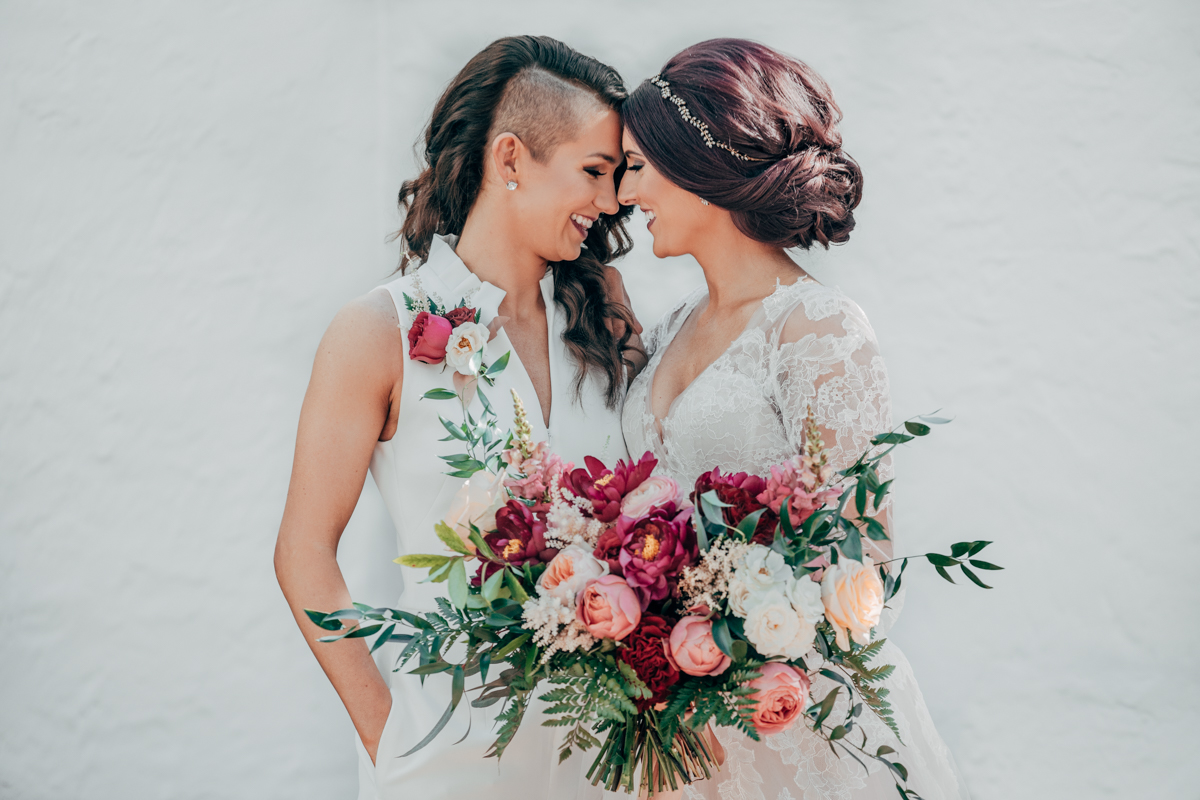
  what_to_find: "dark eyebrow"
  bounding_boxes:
[587,152,618,164]
[623,149,643,159]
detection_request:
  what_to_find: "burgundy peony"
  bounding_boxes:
[568,452,657,523]
[693,467,778,545]
[480,499,556,580]
[593,528,624,576]
[442,306,477,328]
[407,311,454,364]
[617,614,679,711]
[617,504,698,606]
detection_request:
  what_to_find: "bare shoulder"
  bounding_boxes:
[314,288,404,386]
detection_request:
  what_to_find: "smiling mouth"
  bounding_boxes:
[570,213,595,238]
[644,209,656,229]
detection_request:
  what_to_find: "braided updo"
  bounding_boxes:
[623,38,863,249]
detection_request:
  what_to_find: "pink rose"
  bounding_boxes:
[538,544,608,602]
[576,575,641,640]
[747,662,810,735]
[442,306,476,328]
[407,311,453,364]
[756,455,840,526]
[667,616,732,677]
[621,475,681,519]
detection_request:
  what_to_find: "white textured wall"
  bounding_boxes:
[2,2,1196,798]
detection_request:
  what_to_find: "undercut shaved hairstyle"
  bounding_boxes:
[396,35,638,408]
[488,67,606,162]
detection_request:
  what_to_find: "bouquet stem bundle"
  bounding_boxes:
[588,711,716,795]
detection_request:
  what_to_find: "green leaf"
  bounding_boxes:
[950,541,972,559]
[968,559,1003,571]
[448,559,469,608]
[397,665,464,757]
[870,432,913,445]
[876,745,896,757]
[967,540,992,556]
[485,351,511,376]
[855,479,869,517]
[829,725,847,740]
[369,623,396,654]
[492,632,530,660]
[711,616,734,659]
[731,639,748,662]
[812,687,840,728]
[341,623,383,640]
[503,569,529,604]
[422,388,458,400]
[468,528,496,560]
[918,413,953,425]
[435,521,472,555]
[959,565,992,589]
[840,528,863,562]
[303,609,342,631]
[694,512,710,552]
[735,508,768,540]
[925,553,960,567]
[396,553,453,569]
[482,568,505,605]
[903,421,931,436]
[934,565,956,584]
[863,516,889,542]
[439,416,468,441]
[873,480,892,512]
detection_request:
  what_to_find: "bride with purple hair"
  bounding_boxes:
[616,39,971,800]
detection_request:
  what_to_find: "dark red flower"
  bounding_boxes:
[568,452,658,522]
[593,528,624,576]
[480,500,556,580]
[692,468,778,545]
[442,306,477,328]
[617,614,680,711]
[617,504,698,606]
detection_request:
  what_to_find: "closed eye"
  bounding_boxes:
[585,168,606,178]
[625,164,644,172]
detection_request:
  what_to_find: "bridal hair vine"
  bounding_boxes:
[649,75,769,163]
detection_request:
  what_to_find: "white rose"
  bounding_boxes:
[537,544,609,603]
[726,578,752,618]
[444,470,506,547]
[743,591,816,659]
[821,556,884,651]
[737,545,789,592]
[445,321,489,376]
[785,574,825,625]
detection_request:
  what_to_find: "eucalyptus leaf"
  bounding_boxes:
[341,623,383,640]
[934,565,956,584]
[485,351,511,376]
[422,388,458,400]
[396,553,452,569]
[449,559,469,608]
[903,421,931,436]
[369,623,396,654]
[968,559,1003,571]
[840,528,863,562]
[482,568,505,605]
[503,569,529,604]
[435,522,472,555]
[439,416,467,441]
[959,565,992,589]
[736,508,768,540]
[925,553,960,567]
[303,609,342,631]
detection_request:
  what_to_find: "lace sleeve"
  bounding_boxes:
[768,288,896,558]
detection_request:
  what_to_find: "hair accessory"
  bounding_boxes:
[649,75,769,163]
[700,198,710,205]
[506,181,518,191]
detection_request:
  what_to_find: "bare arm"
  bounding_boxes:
[274,290,404,763]
[603,265,648,378]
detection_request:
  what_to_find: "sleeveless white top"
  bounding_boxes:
[358,236,626,800]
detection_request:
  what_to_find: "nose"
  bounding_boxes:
[595,175,620,216]
[616,171,638,207]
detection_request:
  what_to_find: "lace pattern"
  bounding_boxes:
[623,281,968,800]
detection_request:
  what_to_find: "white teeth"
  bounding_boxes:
[645,210,656,221]
[570,213,593,229]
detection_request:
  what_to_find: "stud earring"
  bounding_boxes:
[700,198,710,206]
[506,181,518,191]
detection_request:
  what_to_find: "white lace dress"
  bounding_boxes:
[621,279,970,800]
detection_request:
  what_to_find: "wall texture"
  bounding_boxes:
[2,1,1197,798]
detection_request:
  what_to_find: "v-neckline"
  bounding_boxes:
[646,277,817,444]
[497,271,557,432]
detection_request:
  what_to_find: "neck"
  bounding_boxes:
[455,192,548,318]
[690,223,806,312]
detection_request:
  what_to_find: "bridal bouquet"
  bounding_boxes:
[308,369,1000,797]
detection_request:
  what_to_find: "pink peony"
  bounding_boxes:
[616,504,698,607]
[621,475,682,519]
[576,575,641,640]
[667,616,732,677]
[568,452,658,523]
[756,455,840,527]
[692,467,777,545]
[407,311,453,364]
[747,662,810,735]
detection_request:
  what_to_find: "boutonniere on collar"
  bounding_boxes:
[404,291,507,379]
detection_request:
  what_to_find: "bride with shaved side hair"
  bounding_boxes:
[273,36,643,799]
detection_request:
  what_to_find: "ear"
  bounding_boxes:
[489,131,528,187]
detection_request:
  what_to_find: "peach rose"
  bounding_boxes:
[667,616,732,677]
[576,575,641,640]
[747,662,809,735]
[820,556,884,650]
[538,544,609,602]
[621,475,681,519]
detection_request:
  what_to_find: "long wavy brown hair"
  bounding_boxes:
[396,35,639,408]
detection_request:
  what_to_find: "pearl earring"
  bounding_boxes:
[700,198,710,206]
[506,181,518,191]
